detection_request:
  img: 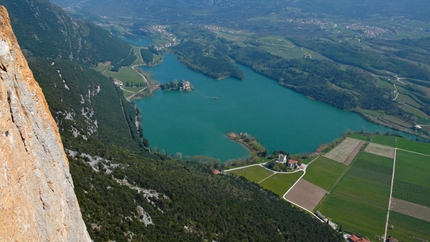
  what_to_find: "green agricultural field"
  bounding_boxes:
[318,152,392,238]
[393,150,430,207]
[400,104,429,119]
[227,165,273,183]
[396,93,422,108]
[348,133,369,141]
[104,66,145,85]
[258,36,327,60]
[387,212,430,242]
[259,172,303,197]
[397,138,430,155]
[303,156,348,191]
[348,133,397,147]
[369,135,397,147]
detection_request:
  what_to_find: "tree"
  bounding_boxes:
[176,152,183,160]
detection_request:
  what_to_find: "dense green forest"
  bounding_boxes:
[2,0,344,240]
[140,48,154,63]
[0,0,134,68]
[69,142,342,241]
[28,58,147,151]
[229,46,412,118]
[289,37,430,81]
[171,41,244,80]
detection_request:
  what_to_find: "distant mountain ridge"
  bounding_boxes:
[52,0,430,24]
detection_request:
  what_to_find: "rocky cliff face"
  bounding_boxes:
[0,6,90,241]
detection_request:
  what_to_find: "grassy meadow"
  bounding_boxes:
[259,172,303,197]
[303,156,348,191]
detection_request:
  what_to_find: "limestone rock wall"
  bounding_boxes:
[0,6,91,241]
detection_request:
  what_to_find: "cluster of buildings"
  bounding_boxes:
[345,23,391,38]
[179,80,192,91]
[276,154,299,169]
[147,25,178,50]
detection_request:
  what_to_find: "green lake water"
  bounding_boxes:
[135,54,393,161]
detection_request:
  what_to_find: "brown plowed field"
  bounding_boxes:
[364,143,395,158]
[284,179,327,211]
[324,138,364,164]
[391,198,430,222]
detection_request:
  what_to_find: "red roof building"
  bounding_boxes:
[287,159,298,169]
[348,234,369,242]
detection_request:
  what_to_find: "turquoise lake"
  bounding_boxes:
[134,54,395,161]
[121,37,152,46]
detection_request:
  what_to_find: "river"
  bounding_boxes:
[134,54,397,161]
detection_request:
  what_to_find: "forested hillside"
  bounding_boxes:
[1,1,342,241]
[0,0,135,69]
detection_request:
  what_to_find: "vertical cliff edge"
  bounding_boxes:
[0,6,90,241]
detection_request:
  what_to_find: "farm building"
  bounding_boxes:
[277,154,287,163]
[348,234,369,242]
[287,159,298,169]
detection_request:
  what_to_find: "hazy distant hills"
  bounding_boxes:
[51,0,430,24]
[294,0,430,21]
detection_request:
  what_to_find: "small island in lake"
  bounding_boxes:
[159,79,194,92]
[227,132,268,158]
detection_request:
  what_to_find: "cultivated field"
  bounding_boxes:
[390,198,430,223]
[226,133,430,241]
[364,143,395,158]
[393,150,430,207]
[323,138,365,164]
[387,211,430,242]
[303,156,348,191]
[227,165,273,183]
[284,179,327,211]
[397,138,430,155]
[348,133,397,147]
[259,172,303,197]
[318,152,392,238]
[370,135,397,147]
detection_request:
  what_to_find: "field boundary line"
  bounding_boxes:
[258,172,277,184]
[283,156,318,196]
[223,163,267,172]
[283,198,324,223]
[282,157,326,224]
[259,163,304,174]
[396,148,430,157]
[384,148,397,241]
